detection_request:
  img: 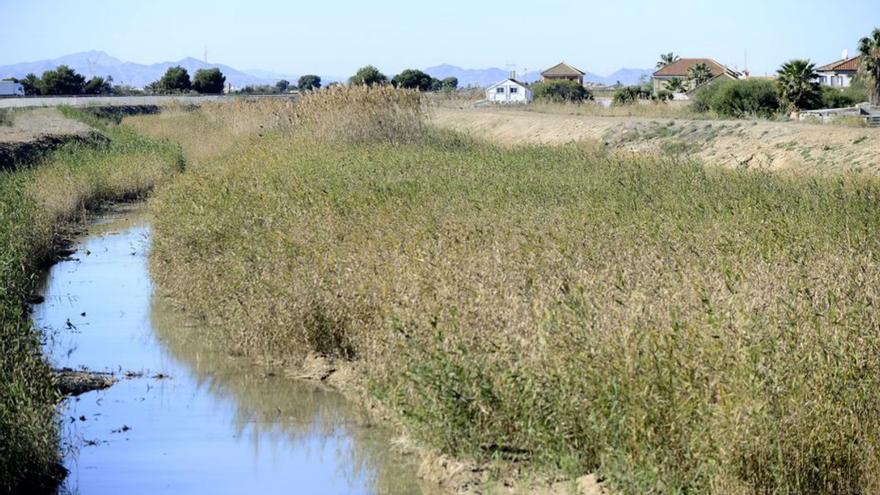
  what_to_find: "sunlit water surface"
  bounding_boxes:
[34,205,429,495]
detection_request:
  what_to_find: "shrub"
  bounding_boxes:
[612,85,650,105]
[532,80,593,103]
[693,79,780,118]
[821,84,869,109]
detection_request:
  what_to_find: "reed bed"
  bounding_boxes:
[0,112,182,493]
[145,87,880,494]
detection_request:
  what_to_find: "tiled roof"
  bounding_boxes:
[653,58,739,78]
[541,62,585,77]
[817,56,860,72]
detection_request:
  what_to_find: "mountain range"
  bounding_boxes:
[0,51,652,89]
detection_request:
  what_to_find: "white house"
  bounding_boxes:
[0,81,24,97]
[817,51,860,88]
[486,78,532,104]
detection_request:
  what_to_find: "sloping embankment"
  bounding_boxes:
[0,109,105,170]
[432,107,880,174]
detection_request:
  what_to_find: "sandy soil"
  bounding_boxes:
[432,107,880,175]
[0,108,98,169]
[0,108,92,143]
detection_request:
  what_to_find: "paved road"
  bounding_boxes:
[0,94,292,109]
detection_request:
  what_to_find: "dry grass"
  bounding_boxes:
[144,89,880,494]
[0,111,182,493]
[521,100,708,119]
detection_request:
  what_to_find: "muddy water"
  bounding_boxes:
[35,205,431,495]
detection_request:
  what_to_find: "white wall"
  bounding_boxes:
[486,80,532,104]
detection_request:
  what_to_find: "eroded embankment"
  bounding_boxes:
[0,109,182,494]
[431,107,880,174]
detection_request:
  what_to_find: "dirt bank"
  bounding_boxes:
[432,107,880,174]
[0,108,102,170]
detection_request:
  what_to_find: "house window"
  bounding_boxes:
[496,87,505,94]
[510,87,518,94]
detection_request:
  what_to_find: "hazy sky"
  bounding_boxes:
[1,0,877,76]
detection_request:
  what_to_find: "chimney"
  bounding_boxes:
[509,70,516,80]
[842,49,849,60]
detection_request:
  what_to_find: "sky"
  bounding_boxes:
[1,0,877,77]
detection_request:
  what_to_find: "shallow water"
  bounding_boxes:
[34,205,429,495]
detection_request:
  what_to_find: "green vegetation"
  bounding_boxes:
[687,62,714,87]
[612,85,651,105]
[298,74,322,91]
[858,27,880,104]
[656,52,680,69]
[9,66,113,96]
[392,69,437,91]
[820,81,868,109]
[0,109,12,127]
[694,79,780,118]
[777,59,822,111]
[132,88,880,494]
[275,79,290,93]
[441,76,458,90]
[0,110,183,494]
[192,68,226,94]
[533,80,593,103]
[148,66,192,93]
[349,65,389,86]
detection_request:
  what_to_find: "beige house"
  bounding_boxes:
[652,58,741,95]
[541,62,586,85]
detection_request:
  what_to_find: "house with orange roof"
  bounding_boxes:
[817,52,860,88]
[652,58,741,96]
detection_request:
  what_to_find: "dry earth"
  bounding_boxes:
[0,108,98,170]
[432,107,880,174]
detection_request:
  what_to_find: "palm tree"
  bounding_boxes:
[776,59,821,111]
[666,77,686,93]
[858,27,880,105]
[656,53,680,69]
[687,63,714,89]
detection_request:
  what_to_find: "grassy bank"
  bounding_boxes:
[139,88,880,494]
[0,111,182,493]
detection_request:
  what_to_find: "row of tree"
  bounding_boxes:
[7,65,113,96]
[345,65,458,91]
[145,66,226,94]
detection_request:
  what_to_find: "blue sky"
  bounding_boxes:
[1,0,877,77]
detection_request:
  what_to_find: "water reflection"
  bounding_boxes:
[34,205,430,495]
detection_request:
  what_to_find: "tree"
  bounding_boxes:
[155,66,192,93]
[192,68,226,94]
[40,65,85,95]
[694,79,780,117]
[441,77,458,90]
[687,63,714,88]
[392,69,434,91]
[665,77,686,93]
[275,79,290,93]
[858,27,880,105]
[349,65,388,86]
[17,73,41,95]
[532,80,593,102]
[83,75,113,95]
[297,74,321,91]
[657,52,680,69]
[776,59,822,111]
